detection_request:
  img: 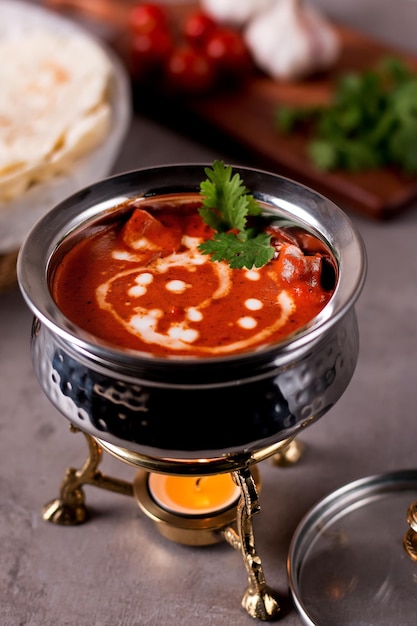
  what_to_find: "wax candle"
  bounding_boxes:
[148,472,241,516]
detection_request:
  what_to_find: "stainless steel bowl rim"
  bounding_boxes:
[17,163,367,382]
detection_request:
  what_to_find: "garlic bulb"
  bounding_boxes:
[244,0,340,80]
[200,0,275,28]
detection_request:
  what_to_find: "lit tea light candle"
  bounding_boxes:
[148,473,241,516]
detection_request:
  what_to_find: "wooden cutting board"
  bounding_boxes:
[180,23,417,220]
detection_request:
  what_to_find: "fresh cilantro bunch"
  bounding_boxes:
[276,57,417,173]
[198,161,274,269]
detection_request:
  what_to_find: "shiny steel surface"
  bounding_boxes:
[288,469,417,626]
[17,165,366,461]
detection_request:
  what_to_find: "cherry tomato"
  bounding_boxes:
[128,3,169,35]
[129,28,174,79]
[182,10,218,48]
[165,46,216,94]
[204,28,252,78]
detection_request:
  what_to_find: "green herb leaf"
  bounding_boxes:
[198,161,273,269]
[199,231,274,269]
[275,57,417,174]
[199,160,261,232]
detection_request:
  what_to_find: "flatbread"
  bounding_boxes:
[0,32,112,202]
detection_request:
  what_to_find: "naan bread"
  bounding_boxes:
[0,32,112,202]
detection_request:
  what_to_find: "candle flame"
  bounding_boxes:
[149,472,240,516]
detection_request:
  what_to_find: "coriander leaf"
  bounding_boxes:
[380,56,414,84]
[275,106,318,133]
[389,80,417,118]
[199,160,261,233]
[199,231,274,270]
[308,140,339,170]
[198,161,274,269]
[309,137,382,172]
[275,57,417,174]
[388,118,417,172]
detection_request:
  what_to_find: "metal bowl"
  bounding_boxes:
[17,164,366,468]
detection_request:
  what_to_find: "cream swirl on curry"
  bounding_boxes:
[52,196,336,357]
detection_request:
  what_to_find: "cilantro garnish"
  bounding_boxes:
[198,161,274,269]
[275,57,417,173]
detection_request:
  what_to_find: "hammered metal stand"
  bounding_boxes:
[43,426,300,621]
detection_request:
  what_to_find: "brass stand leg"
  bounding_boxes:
[43,426,133,525]
[270,437,304,468]
[403,500,417,561]
[226,466,281,621]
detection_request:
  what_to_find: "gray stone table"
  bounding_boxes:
[2,1,417,624]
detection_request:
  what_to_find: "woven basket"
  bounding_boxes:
[0,249,18,294]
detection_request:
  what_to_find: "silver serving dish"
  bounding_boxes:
[17,164,366,466]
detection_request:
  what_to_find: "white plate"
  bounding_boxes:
[0,0,132,254]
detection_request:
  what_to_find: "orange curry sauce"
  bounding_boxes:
[51,196,336,357]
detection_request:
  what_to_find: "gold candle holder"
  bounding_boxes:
[134,470,241,546]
